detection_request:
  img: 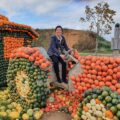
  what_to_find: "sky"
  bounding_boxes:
[0,0,120,41]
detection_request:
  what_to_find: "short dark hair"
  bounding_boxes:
[55,25,63,32]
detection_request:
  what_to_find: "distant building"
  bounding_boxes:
[111,23,120,56]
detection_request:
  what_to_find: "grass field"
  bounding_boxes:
[80,50,113,56]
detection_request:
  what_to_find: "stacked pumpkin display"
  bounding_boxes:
[70,51,120,95]
[0,89,44,120]
[7,47,51,111]
[0,15,120,119]
[66,51,120,119]
[0,14,39,87]
[77,86,120,120]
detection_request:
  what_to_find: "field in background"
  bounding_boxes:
[34,29,111,54]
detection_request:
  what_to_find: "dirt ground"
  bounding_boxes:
[41,111,72,120]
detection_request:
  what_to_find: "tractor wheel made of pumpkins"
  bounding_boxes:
[7,47,51,111]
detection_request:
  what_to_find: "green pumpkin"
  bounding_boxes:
[7,58,50,110]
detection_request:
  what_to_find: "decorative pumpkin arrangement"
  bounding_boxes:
[77,86,120,120]
[7,47,51,111]
[0,15,39,39]
[0,48,120,120]
[3,37,24,59]
[0,91,43,120]
[44,89,80,116]
[0,15,9,21]
[5,48,120,120]
[1,14,120,120]
[0,89,44,120]
[0,14,39,87]
[70,53,120,95]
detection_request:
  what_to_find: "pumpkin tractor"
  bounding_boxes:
[7,46,82,110]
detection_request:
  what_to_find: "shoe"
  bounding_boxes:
[61,83,68,90]
[62,79,68,84]
[54,82,62,87]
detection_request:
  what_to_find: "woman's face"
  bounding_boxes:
[55,28,62,36]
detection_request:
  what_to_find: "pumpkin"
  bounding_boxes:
[7,47,51,110]
[95,99,101,104]
[70,53,120,95]
[77,87,120,120]
[83,106,89,112]
[22,113,29,120]
[105,110,113,119]
[9,111,19,119]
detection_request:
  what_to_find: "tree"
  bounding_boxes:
[80,2,116,54]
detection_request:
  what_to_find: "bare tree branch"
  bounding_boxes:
[79,1,116,53]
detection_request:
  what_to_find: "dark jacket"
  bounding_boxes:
[47,35,69,56]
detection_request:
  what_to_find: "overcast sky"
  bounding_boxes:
[0,0,120,41]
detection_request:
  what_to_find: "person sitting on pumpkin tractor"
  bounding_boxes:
[48,25,72,88]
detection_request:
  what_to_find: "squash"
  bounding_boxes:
[83,106,89,112]
[7,47,51,110]
[27,109,33,117]
[77,87,120,120]
[9,111,19,119]
[0,112,7,117]
[105,110,113,119]
[34,111,43,120]
[22,113,29,120]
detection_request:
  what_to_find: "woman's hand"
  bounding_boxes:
[60,54,66,60]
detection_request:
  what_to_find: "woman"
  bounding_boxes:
[48,25,70,88]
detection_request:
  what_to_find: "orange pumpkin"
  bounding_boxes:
[105,110,113,119]
[95,99,101,104]
[83,106,89,112]
[40,63,47,70]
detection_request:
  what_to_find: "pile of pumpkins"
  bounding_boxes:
[77,86,120,120]
[4,47,51,119]
[70,51,120,95]
[0,89,43,120]
[1,47,120,120]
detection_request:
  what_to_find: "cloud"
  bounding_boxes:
[0,0,72,18]
[0,0,120,41]
[31,0,95,31]
[34,0,72,15]
[0,0,16,17]
[71,0,120,41]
